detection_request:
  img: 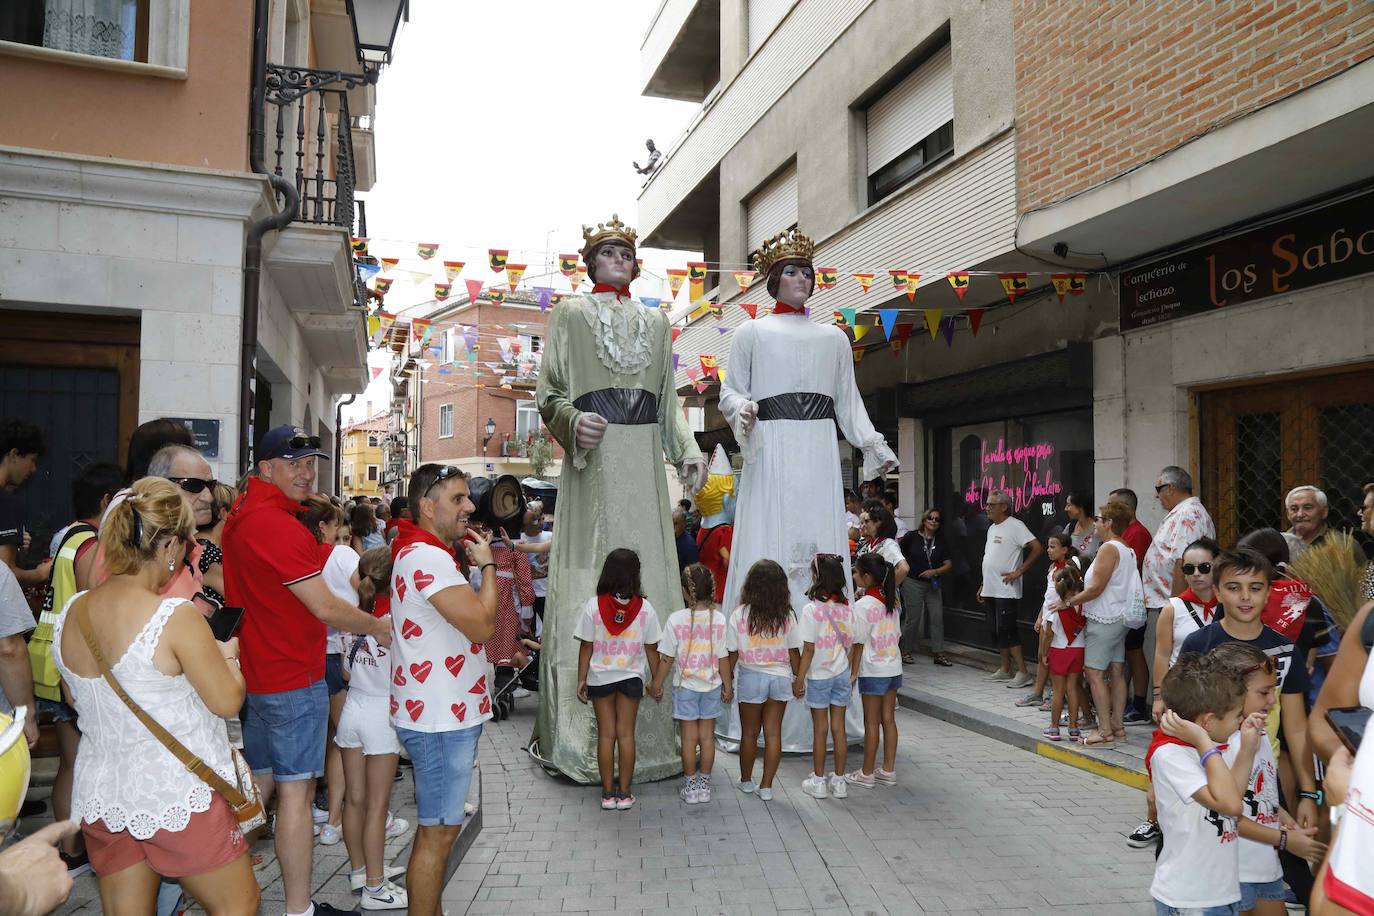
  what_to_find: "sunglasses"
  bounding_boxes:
[1154,483,1169,493]
[275,435,322,454]
[169,477,217,494]
[423,465,464,496]
[1182,562,1213,575]
[926,516,942,523]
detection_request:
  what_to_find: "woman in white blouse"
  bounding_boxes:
[858,504,910,587]
[53,478,257,914]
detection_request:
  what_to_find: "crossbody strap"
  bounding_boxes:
[74,600,248,808]
[1180,599,1206,629]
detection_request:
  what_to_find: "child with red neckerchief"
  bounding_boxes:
[844,553,902,789]
[1020,533,1081,713]
[1045,561,1088,743]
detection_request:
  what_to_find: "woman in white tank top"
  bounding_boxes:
[1151,539,1221,721]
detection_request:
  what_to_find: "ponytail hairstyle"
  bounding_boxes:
[681,563,716,608]
[853,552,896,615]
[356,546,393,615]
[299,494,345,544]
[740,559,791,636]
[1053,563,1085,601]
[805,553,848,603]
[99,477,195,576]
[1046,532,1081,565]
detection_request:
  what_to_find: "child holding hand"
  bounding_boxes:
[649,564,731,805]
[1044,562,1087,743]
[793,554,856,800]
[845,553,902,789]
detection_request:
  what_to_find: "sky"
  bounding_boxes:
[345,0,701,424]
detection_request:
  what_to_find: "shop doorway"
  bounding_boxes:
[1199,366,1374,548]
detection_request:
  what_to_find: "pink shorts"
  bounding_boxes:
[84,794,248,878]
[1048,647,1085,677]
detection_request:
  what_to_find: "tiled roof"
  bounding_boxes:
[344,413,390,434]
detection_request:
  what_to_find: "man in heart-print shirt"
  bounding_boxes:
[388,463,497,916]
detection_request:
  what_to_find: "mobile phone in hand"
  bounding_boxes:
[208,606,246,643]
[1325,706,1369,754]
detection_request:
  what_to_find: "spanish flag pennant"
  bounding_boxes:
[905,272,921,302]
[505,264,526,292]
[464,278,483,303]
[852,323,870,342]
[888,269,907,292]
[411,318,432,345]
[1051,273,1072,302]
[443,260,465,281]
[852,272,875,293]
[946,271,971,300]
[373,277,393,296]
[968,308,985,336]
[940,315,956,347]
[817,266,838,290]
[924,309,943,339]
[734,270,757,291]
[434,282,452,301]
[837,307,857,328]
[1069,273,1087,295]
[558,254,579,276]
[741,303,759,320]
[380,257,400,270]
[999,272,1029,303]
[699,353,718,378]
[879,309,898,340]
[351,237,369,255]
[687,262,707,301]
[895,322,914,344]
[853,346,865,365]
[488,289,507,304]
[671,328,682,343]
[488,249,509,273]
[667,269,687,298]
[571,266,586,292]
[417,242,439,260]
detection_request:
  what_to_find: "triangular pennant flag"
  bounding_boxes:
[905,272,921,302]
[889,269,908,292]
[708,304,723,320]
[968,308,985,336]
[686,366,701,382]
[940,315,955,347]
[671,328,682,343]
[411,318,432,346]
[465,279,484,304]
[462,326,478,350]
[488,249,508,273]
[356,262,381,282]
[433,282,452,301]
[853,346,864,365]
[741,303,758,319]
[373,277,393,296]
[467,350,477,363]
[417,242,439,260]
[367,315,380,343]
[946,271,971,299]
[999,272,1029,303]
[718,368,727,386]
[487,289,507,304]
[717,326,728,335]
[406,270,429,284]
[879,309,898,340]
[852,323,870,342]
[571,266,586,292]
[816,266,838,290]
[505,264,526,292]
[687,262,707,302]
[534,286,553,312]
[895,322,914,344]
[1051,273,1072,303]
[350,237,369,255]
[1069,273,1086,295]
[667,269,687,298]
[694,380,709,394]
[924,309,943,339]
[380,257,400,270]
[443,260,464,281]
[838,307,857,327]
[699,354,718,378]
[558,254,579,276]
[672,353,680,370]
[641,297,662,310]
[733,271,757,291]
[549,292,566,306]
[852,272,875,293]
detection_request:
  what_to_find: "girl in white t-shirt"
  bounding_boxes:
[794,554,856,800]
[574,548,663,812]
[724,559,802,802]
[845,553,902,789]
[336,546,408,907]
[649,564,731,806]
[1045,563,1088,744]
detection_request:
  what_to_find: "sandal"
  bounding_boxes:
[902,653,916,665]
[1081,730,1115,748]
[1113,728,1128,741]
[1068,728,1082,743]
[1042,726,1062,741]
[932,653,953,667]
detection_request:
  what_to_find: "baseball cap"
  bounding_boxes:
[258,425,329,461]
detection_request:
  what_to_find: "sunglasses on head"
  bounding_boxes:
[277,435,322,453]
[1182,562,1213,575]
[169,477,216,494]
[423,465,463,496]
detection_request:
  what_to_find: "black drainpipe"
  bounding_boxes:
[334,393,357,494]
[241,0,301,476]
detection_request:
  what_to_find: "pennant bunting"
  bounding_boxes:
[837,307,857,327]
[443,260,465,281]
[718,368,727,386]
[672,353,680,370]
[853,346,864,365]
[891,337,904,356]
[694,380,709,394]
[999,272,1029,303]
[687,262,707,302]
[968,308,985,336]
[534,286,553,312]
[671,328,682,343]
[940,315,956,347]
[462,327,478,350]
[879,309,898,340]
[505,264,526,291]
[405,270,430,284]
[686,366,701,382]
[852,323,870,342]
[924,309,943,339]
[366,315,380,342]
[640,296,662,310]
[852,272,875,293]
[699,354,718,378]
[356,263,381,282]
[947,271,971,299]
[373,277,393,296]
[380,257,400,270]
[558,254,579,276]
[667,269,687,298]
[488,249,509,273]
[411,318,433,346]
[895,322,914,344]
[487,289,507,304]
[464,278,483,303]
[717,326,728,335]
[549,292,565,307]
[733,271,757,291]
[741,303,759,320]
[888,269,908,292]
[905,272,921,302]
[350,237,368,255]
[709,304,723,320]
[816,266,838,290]
[571,266,586,292]
[1069,273,1086,295]
[433,282,452,301]
[417,242,439,260]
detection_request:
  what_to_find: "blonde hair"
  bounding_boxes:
[210,482,238,525]
[100,477,195,576]
[1098,501,1132,536]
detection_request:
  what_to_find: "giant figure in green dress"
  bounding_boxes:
[531,215,706,783]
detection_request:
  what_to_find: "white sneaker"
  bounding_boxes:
[829,773,848,799]
[1006,671,1035,689]
[511,687,531,699]
[311,805,330,824]
[982,669,1013,681]
[758,787,774,801]
[384,813,409,839]
[736,779,757,795]
[319,822,342,845]
[697,773,712,803]
[360,880,409,910]
[680,776,701,805]
[350,864,407,892]
[801,774,828,799]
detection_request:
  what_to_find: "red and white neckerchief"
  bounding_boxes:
[591,282,631,302]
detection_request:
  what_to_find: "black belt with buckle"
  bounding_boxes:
[573,388,658,425]
[756,392,836,422]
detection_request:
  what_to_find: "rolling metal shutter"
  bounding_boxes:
[748,0,791,55]
[866,43,954,175]
[744,162,799,249]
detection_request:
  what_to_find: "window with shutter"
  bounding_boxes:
[744,162,799,251]
[865,43,955,204]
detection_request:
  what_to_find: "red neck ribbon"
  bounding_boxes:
[772,303,805,314]
[1144,729,1229,777]
[598,594,643,636]
[591,282,631,302]
[864,586,885,602]
[389,518,457,563]
[1179,587,1219,621]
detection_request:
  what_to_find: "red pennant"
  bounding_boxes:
[464,278,484,303]
[741,303,758,319]
[671,327,682,343]
[968,308,985,336]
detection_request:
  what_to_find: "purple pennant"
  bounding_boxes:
[940,316,955,347]
[462,327,478,350]
[804,307,811,318]
[534,286,553,312]
[717,326,728,335]
[672,353,680,370]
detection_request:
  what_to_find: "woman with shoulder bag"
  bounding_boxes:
[51,477,259,915]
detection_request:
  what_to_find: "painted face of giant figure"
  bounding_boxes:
[590,241,636,288]
[767,260,815,308]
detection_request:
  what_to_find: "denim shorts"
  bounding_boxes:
[242,680,328,781]
[735,667,792,704]
[1239,879,1285,911]
[36,696,78,725]
[858,674,903,696]
[1153,900,1239,916]
[804,673,852,709]
[324,653,347,697]
[396,724,482,827]
[672,685,723,721]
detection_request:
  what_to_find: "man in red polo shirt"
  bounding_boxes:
[224,425,391,916]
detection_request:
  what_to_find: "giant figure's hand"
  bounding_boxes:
[575,412,608,450]
[739,401,759,434]
[681,459,708,493]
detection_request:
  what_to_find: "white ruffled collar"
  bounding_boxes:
[578,292,655,375]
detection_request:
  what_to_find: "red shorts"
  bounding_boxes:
[83,794,247,878]
[1048,646,1085,677]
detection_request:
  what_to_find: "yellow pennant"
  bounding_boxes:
[733,271,757,291]
[667,269,687,297]
[443,260,465,281]
[505,264,526,292]
[380,257,400,270]
[852,323,870,342]
[998,272,1029,303]
[487,289,507,304]
[571,266,586,292]
[816,266,838,290]
[558,254,579,276]
[852,273,875,293]
[350,237,368,255]
[946,271,971,300]
[1051,273,1072,302]
[905,272,921,302]
[434,282,452,301]
[687,262,707,302]
[924,309,943,338]
[488,249,509,273]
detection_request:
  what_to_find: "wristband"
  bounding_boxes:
[1299,789,1323,806]
[480,562,496,572]
[1199,747,1223,766]
[1277,828,1288,852]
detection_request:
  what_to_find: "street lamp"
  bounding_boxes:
[346,0,409,66]
[482,417,497,459]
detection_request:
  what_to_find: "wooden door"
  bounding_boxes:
[1199,367,1374,548]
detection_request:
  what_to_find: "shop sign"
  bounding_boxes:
[1120,190,1374,331]
[169,417,220,459]
[962,438,1063,513]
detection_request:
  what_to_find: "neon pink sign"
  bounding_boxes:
[963,438,1063,513]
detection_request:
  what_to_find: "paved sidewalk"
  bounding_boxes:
[452,700,1156,915]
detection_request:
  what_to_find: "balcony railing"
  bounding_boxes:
[263,65,360,228]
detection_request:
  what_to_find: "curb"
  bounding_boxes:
[897,684,1149,792]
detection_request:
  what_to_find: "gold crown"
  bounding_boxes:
[580,214,638,260]
[751,227,815,276]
